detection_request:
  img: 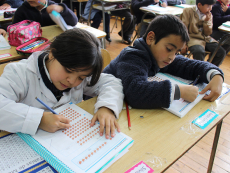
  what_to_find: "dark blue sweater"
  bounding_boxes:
[211,1,230,30]
[103,38,223,109]
[13,0,78,27]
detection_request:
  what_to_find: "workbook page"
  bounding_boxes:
[33,103,133,173]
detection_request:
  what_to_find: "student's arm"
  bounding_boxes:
[180,8,190,30]
[132,0,155,14]
[83,73,124,138]
[203,12,213,36]
[212,5,230,29]
[0,63,44,135]
[12,7,27,24]
[4,0,23,8]
[0,29,6,36]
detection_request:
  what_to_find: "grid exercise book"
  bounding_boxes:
[148,73,206,118]
[17,103,134,173]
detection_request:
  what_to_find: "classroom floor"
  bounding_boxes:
[97,17,230,173]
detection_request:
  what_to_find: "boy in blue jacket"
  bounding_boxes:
[103,15,224,109]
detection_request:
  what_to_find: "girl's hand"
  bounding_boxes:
[161,2,167,7]
[46,4,64,14]
[0,3,11,10]
[39,112,71,132]
[200,75,223,101]
[179,84,199,102]
[90,107,120,139]
[0,29,6,37]
[221,3,228,12]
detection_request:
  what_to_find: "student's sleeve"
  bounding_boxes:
[180,8,190,29]
[0,64,44,135]
[104,53,172,109]
[160,55,223,83]
[83,73,124,119]
[4,0,23,8]
[12,7,26,24]
[132,0,155,14]
[212,6,230,29]
[203,14,213,36]
[58,3,78,26]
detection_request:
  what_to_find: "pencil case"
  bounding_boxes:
[16,37,50,56]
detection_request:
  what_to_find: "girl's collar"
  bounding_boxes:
[217,0,229,6]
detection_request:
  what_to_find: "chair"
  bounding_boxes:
[110,16,125,42]
[101,49,111,69]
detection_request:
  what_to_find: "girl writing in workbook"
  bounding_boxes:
[0,28,124,139]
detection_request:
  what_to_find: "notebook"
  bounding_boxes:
[0,133,57,173]
[0,35,11,50]
[17,103,134,173]
[222,21,230,28]
[174,4,194,8]
[144,5,168,12]
[148,73,207,118]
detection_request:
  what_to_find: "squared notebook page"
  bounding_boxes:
[32,103,133,173]
[0,134,56,173]
[148,73,206,118]
[0,35,11,50]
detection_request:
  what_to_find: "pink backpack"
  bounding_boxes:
[7,20,42,47]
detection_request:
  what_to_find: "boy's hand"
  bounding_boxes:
[179,84,199,102]
[200,75,223,101]
[39,112,71,133]
[161,2,167,7]
[90,107,120,139]
[46,4,64,14]
[0,3,11,10]
[221,3,228,12]
[0,29,6,37]
[204,12,211,21]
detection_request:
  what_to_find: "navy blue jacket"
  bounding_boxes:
[211,1,230,30]
[103,38,223,109]
[131,0,167,24]
[13,0,78,27]
[4,0,23,8]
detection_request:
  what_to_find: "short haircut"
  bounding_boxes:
[196,0,216,5]
[49,28,103,86]
[142,14,190,44]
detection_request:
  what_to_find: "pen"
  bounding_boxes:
[125,102,131,130]
[38,1,46,7]
[189,75,200,85]
[35,97,58,114]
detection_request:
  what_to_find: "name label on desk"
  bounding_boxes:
[192,109,219,129]
[0,53,11,59]
[125,161,154,173]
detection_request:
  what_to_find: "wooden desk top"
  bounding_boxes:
[76,90,230,172]
[1,87,230,172]
[0,23,106,64]
[0,14,12,22]
[140,6,184,15]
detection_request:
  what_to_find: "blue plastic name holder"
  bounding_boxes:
[192,109,219,129]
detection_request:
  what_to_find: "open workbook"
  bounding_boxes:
[17,103,134,173]
[148,73,207,118]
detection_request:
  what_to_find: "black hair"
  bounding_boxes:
[49,28,103,86]
[142,14,190,44]
[196,0,216,5]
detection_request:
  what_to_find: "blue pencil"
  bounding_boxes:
[35,97,58,114]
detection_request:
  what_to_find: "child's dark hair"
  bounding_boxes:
[49,28,103,86]
[143,14,189,44]
[196,0,216,5]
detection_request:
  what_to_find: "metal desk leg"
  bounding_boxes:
[207,120,223,173]
[101,2,106,49]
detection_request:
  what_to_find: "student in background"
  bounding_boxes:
[131,0,167,37]
[0,29,124,139]
[211,0,230,54]
[166,0,186,6]
[180,0,226,66]
[103,15,223,109]
[13,0,78,27]
[110,9,135,44]
[0,0,23,10]
[82,0,111,42]
[0,0,24,36]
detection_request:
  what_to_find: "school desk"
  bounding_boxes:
[0,23,106,64]
[0,14,12,22]
[0,89,230,172]
[140,5,184,16]
[218,24,230,33]
[87,0,131,47]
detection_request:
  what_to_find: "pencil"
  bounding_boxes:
[125,102,131,130]
[35,97,58,114]
[189,75,200,85]
[38,1,46,6]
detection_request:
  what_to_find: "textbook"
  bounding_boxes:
[222,21,230,28]
[0,133,57,173]
[174,4,194,8]
[17,103,134,173]
[148,73,206,118]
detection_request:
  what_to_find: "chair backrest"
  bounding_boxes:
[101,49,111,69]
